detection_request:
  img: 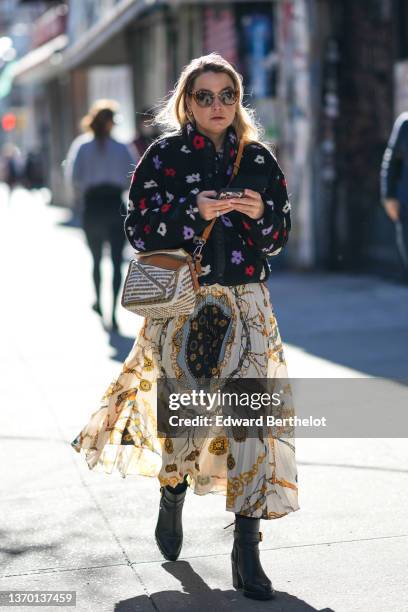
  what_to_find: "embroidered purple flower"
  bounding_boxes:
[134,238,145,249]
[226,165,233,176]
[151,192,162,204]
[221,215,233,227]
[231,250,244,265]
[183,226,194,240]
[262,224,274,236]
[152,155,162,170]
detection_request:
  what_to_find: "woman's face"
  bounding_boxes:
[187,71,237,135]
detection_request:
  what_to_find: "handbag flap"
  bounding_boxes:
[135,248,191,271]
[136,253,187,271]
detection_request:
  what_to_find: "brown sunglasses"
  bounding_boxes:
[188,87,238,108]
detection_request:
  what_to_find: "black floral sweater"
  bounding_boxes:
[124,121,291,286]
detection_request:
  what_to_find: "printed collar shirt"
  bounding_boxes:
[124,121,292,286]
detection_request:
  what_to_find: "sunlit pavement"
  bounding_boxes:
[1,185,407,612]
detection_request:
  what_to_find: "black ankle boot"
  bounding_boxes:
[154,479,188,561]
[231,515,275,600]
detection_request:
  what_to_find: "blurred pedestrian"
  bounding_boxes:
[71,54,298,601]
[22,149,45,190]
[1,143,23,202]
[381,112,408,273]
[130,108,160,162]
[65,99,136,330]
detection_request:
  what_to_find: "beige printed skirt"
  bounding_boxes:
[71,282,299,519]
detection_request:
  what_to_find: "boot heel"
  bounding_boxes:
[231,555,242,589]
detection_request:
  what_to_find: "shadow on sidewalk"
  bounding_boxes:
[106,329,134,362]
[114,561,335,612]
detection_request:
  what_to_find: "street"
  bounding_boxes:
[0,186,407,612]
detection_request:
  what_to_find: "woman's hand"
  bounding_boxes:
[229,189,265,220]
[384,198,400,222]
[197,190,234,220]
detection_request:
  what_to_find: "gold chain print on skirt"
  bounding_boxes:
[71,282,299,519]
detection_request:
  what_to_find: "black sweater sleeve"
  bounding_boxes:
[124,142,210,251]
[381,113,408,201]
[231,154,291,256]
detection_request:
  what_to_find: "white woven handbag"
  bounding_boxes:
[121,139,244,319]
[121,246,207,318]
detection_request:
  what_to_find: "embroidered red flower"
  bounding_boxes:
[272,231,279,240]
[139,198,146,210]
[242,220,251,230]
[281,178,287,187]
[164,168,176,177]
[230,148,235,158]
[245,265,255,276]
[143,224,151,234]
[247,237,254,247]
[161,203,172,212]
[192,135,205,150]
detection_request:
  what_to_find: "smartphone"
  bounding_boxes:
[216,187,245,200]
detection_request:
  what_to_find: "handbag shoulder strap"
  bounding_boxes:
[198,138,245,243]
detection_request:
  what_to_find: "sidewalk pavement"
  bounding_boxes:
[0,186,407,612]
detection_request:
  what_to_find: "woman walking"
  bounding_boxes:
[71,54,299,600]
[65,100,135,330]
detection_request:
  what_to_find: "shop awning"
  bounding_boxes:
[61,0,153,70]
[12,34,68,85]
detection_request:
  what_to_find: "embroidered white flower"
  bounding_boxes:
[126,226,135,236]
[186,204,197,220]
[144,179,158,189]
[262,225,274,236]
[200,264,211,276]
[159,139,169,148]
[256,217,264,225]
[254,155,265,165]
[127,199,135,212]
[166,191,174,202]
[282,200,291,213]
[157,222,167,236]
[181,145,191,154]
[190,187,200,195]
[186,173,201,183]
[265,199,274,209]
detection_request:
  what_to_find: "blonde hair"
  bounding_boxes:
[153,53,264,146]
